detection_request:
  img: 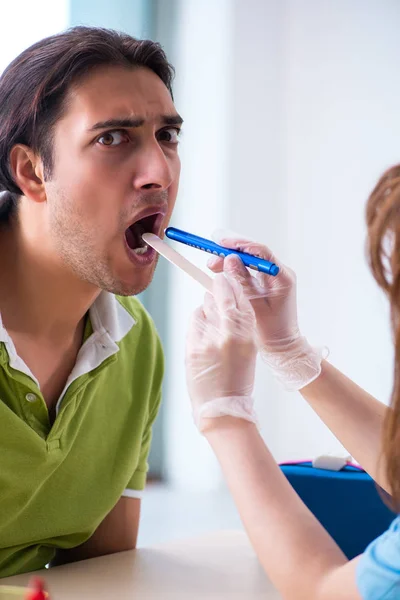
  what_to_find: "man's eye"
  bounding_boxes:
[97,130,129,146]
[158,127,181,144]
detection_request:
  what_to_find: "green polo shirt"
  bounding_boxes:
[0,292,164,578]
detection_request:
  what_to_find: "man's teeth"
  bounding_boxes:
[132,244,149,255]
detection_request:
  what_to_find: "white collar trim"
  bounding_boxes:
[89,291,136,343]
[0,292,137,412]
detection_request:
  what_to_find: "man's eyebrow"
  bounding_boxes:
[161,114,184,126]
[88,114,183,132]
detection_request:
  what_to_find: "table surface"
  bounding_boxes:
[2,530,282,599]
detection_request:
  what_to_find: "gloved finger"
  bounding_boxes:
[213,273,257,340]
[223,254,253,288]
[222,254,280,303]
[186,305,217,356]
[212,228,277,262]
[212,229,293,282]
[189,305,207,331]
[224,268,257,315]
[210,253,269,299]
[207,255,270,304]
[202,291,219,327]
[212,272,239,314]
[207,255,224,272]
[208,231,277,273]
[207,254,257,288]
[222,270,257,331]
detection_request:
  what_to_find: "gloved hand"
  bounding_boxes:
[186,271,258,433]
[207,232,326,391]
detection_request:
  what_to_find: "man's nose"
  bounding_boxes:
[132,141,174,191]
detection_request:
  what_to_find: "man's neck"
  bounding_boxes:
[0,220,100,344]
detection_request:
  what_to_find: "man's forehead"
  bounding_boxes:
[64,65,176,126]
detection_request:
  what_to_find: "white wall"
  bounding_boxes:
[0,2,69,75]
[69,0,150,39]
[277,0,399,459]
[164,0,400,487]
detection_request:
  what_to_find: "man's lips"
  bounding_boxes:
[125,205,167,238]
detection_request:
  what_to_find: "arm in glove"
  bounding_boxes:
[185,272,258,433]
[207,232,325,391]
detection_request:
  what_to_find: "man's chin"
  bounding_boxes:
[108,259,159,297]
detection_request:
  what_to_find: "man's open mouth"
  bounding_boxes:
[125,213,161,255]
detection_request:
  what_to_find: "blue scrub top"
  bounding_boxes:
[357,515,400,599]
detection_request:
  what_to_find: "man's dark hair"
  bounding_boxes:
[0,26,174,221]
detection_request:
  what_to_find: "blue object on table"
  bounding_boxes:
[280,461,397,559]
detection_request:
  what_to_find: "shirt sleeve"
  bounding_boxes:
[356,515,400,599]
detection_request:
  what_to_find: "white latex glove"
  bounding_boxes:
[186,271,258,433]
[207,234,326,391]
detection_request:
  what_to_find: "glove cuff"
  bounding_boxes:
[260,336,328,391]
[194,396,257,433]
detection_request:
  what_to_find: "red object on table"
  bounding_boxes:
[25,578,47,600]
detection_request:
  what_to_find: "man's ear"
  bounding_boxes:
[9,144,46,203]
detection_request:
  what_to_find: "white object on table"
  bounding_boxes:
[3,531,281,599]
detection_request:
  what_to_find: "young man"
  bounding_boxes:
[0,26,182,577]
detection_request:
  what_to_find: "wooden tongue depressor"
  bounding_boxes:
[142,233,213,293]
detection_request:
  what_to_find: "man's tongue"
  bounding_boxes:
[126,222,146,250]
